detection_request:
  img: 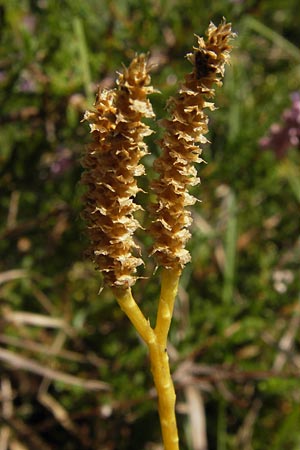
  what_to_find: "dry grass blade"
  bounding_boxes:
[236,398,262,450]
[38,392,76,433]
[0,334,87,364]
[1,417,52,450]
[0,334,107,367]
[37,330,68,393]
[0,426,10,450]
[2,308,72,332]
[30,282,54,313]
[0,376,13,450]
[185,385,208,450]
[8,440,29,450]
[0,270,28,285]
[1,376,13,421]
[236,298,300,449]
[7,191,20,228]
[273,297,300,372]
[0,348,110,391]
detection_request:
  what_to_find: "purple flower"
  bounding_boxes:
[18,69,38,93]
[50,147,73,177]
[259,92,300,159]
[22,14,37,33]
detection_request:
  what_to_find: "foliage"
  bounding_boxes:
[1,0,300,449]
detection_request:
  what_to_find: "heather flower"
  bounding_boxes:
[149,20,236,271]
[259,92,300,159]
[81,54,155,289]
[50,147,73,177]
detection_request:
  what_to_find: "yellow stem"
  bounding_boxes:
[155,268,181,347]
[148,268,181,450]
[113,268,181,450]
[148,340,179,450]
[114,287,155,344]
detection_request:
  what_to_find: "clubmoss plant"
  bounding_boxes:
[82,20,235,450]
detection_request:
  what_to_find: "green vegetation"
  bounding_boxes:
[1,1,300,449]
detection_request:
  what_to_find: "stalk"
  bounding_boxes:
[148,339,179,450]
[114,269,181,450]
[150,268,181,449]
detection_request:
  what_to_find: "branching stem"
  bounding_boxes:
[114,268,181,450]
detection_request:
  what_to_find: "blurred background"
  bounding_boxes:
[1,0,300,449]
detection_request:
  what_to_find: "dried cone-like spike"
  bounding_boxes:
[82,54,155,289]
[150,19,236,270]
